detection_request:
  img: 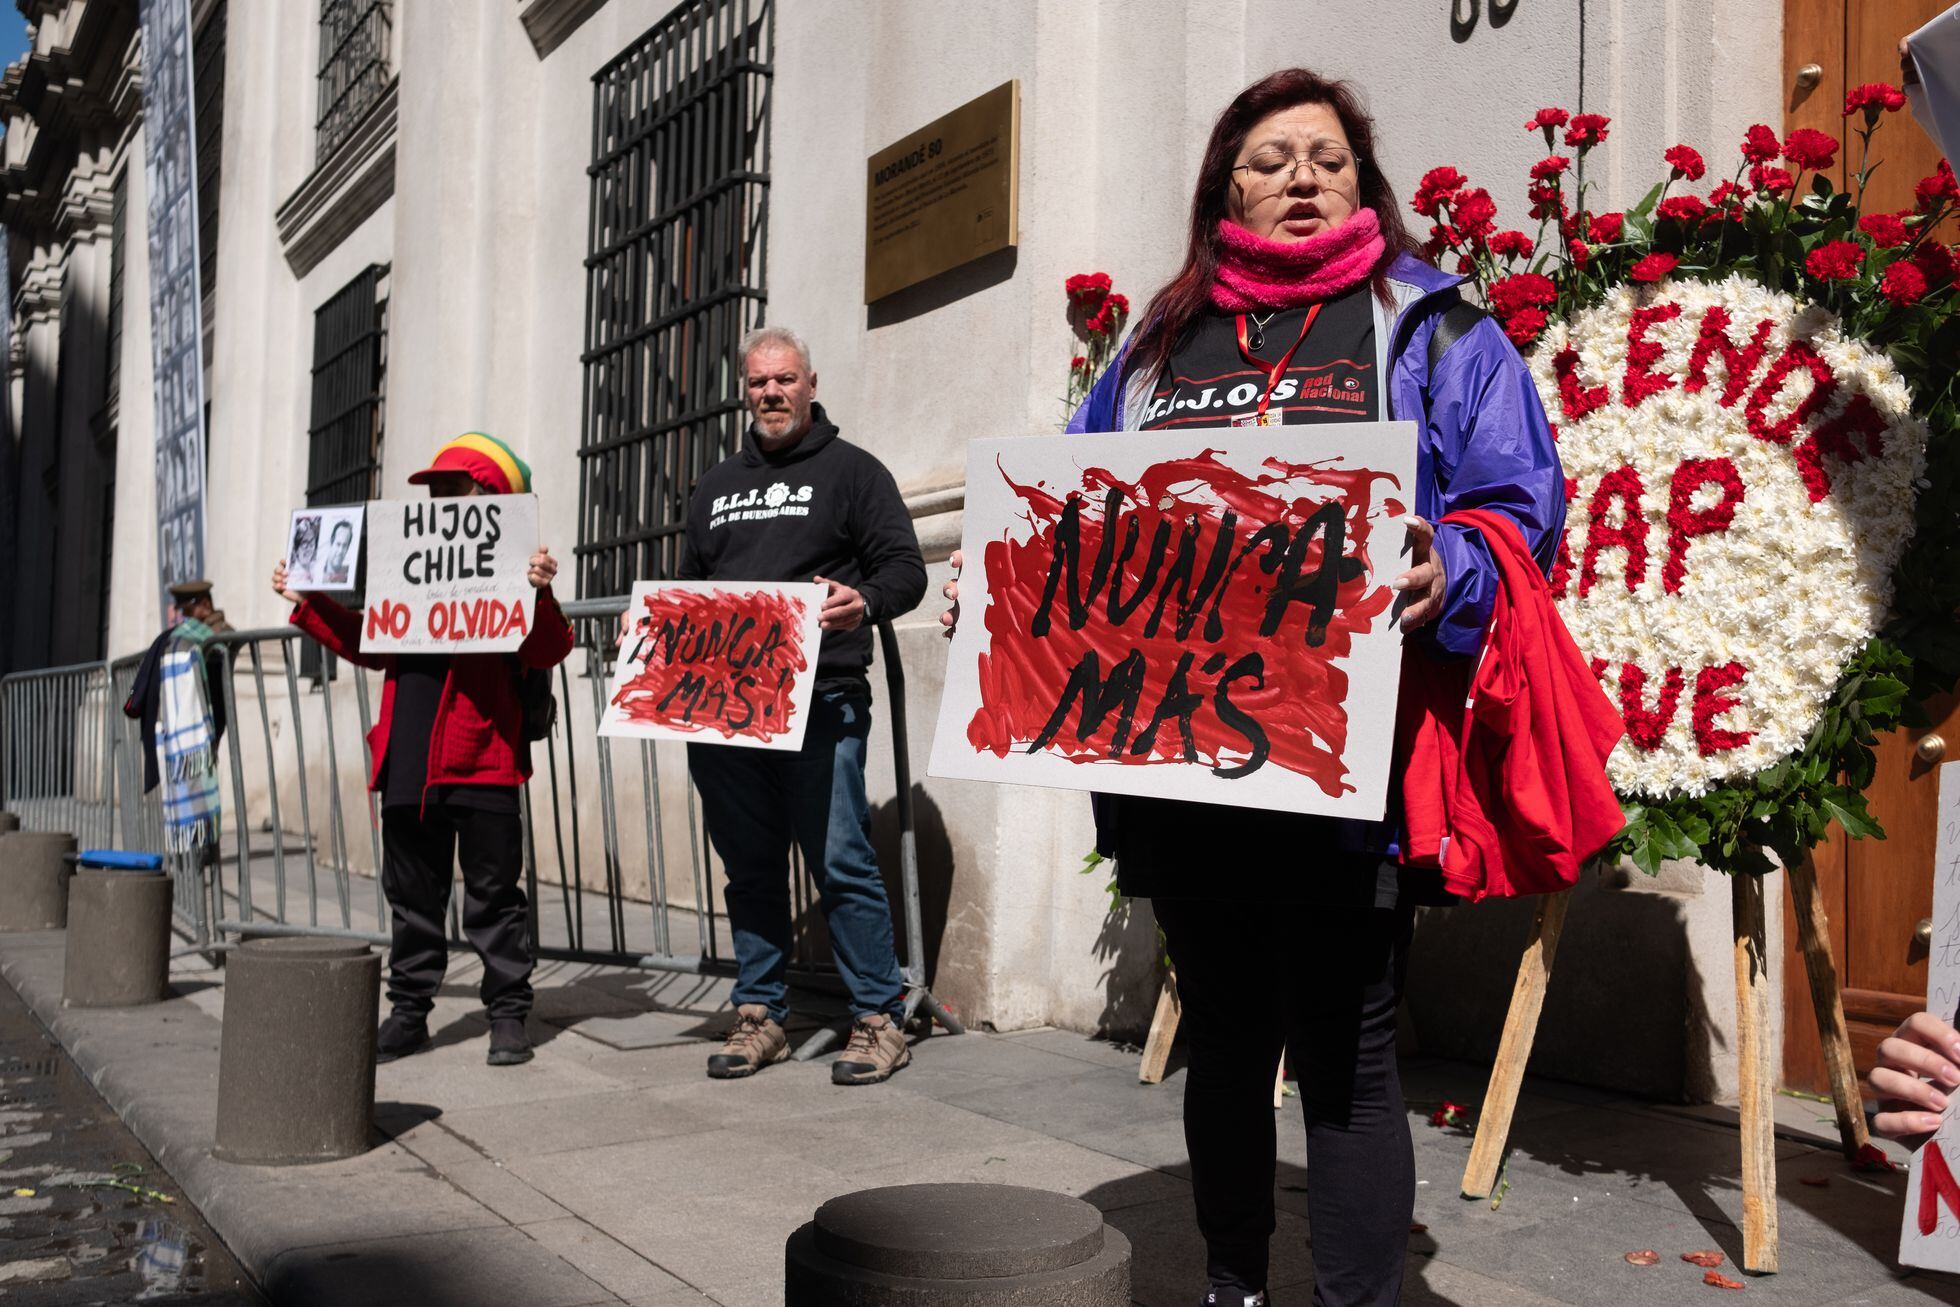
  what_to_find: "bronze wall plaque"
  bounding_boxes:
[864,80,1020,304]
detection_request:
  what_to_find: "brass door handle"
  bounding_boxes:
[1918,917,1934,946]
[1795,62,1825,92]
[1918,733,1947,764]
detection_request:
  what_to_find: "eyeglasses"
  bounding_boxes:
[1230,147,1362,196]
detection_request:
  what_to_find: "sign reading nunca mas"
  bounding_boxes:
[864,81,1019,303]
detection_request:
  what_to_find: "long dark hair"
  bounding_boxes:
[1126,69,1421,385]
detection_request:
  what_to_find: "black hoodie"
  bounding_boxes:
[679,404,927,689]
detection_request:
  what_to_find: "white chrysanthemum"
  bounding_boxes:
[1530,275,1928,799]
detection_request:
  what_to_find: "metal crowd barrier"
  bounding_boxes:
[0,601,959,1040]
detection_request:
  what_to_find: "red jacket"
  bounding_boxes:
[1396,509,1624,901]
[291,590,575,794]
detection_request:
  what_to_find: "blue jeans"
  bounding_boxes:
[687,687,905,1023]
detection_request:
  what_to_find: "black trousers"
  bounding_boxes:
[1153,897,1415,1306]
[379,803,532,1021]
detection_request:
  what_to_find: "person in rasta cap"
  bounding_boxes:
[271,433,573,1068]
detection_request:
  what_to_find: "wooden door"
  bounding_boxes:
[1780,0,1954,1094]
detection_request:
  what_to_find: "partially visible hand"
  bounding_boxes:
[271,560,303,605]
[1902,37,1920,88]
[1394,516,1447,632]
[1871,1010,1960,1140]
[528,547,558,590]
[814,576,866,631]
[939,550,964,640]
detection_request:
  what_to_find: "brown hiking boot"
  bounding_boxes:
[831,1014,911,1085]
[707,1005,789,1079]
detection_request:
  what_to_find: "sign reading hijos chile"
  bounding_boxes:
[599,581,826,752]
[362,495,539,654]
[930,423,1418,818]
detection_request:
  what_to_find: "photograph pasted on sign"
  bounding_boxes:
[361,494,539,654]
[929,423,1418,818]
[598,581,826,751]
[285,506,365,593]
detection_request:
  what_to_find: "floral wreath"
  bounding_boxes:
[1419,96,1958,876]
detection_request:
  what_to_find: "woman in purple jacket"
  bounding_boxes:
[946,69,1565,1307]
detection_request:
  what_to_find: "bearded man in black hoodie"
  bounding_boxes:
[683,326,927,1085]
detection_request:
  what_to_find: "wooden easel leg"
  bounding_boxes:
[1786,856,1871,1159]
[1461,892,1572,1199]
[1139,970,1181,1085]
[1274,1047,1287,1109]
[1733,873,1780,1275]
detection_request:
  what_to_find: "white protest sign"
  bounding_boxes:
[1901,760,1960,1271]
[928,422,1417,818]
[285,505,364,592]
[1907,6,1960,168]
[598,581,826,751]
[361,494,538,654]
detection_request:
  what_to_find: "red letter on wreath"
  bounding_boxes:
[1579,465,1648,596]
[1745,341,1838,445]
[1684,306,1774,407]
[1663,458,1745,594]
[1617,662,1685,750]
[1554,347,1610,422]
[1622,303,1683,407]
[1692,662,1754,756]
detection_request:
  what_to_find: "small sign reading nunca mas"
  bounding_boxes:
[864,80,1019,303]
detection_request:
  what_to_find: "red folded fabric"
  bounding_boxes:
[1396,508,1625,900]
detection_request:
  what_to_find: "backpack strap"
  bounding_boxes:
[1426,292,1490,375]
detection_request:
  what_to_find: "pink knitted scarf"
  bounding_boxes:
[1209,208,1385,311]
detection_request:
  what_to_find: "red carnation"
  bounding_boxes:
[1915,160,1959,213]
[1069,355,1087,369]
[1664,145,1707,181]
[1843,82,1908,120]
[1568,239,1591,268]
[1858,211,1912,248]
[1487,230,1535,260]
[1084,304,1117,335]
[1658,195,1710,223]
[1563,113,1611,149]
[1740,124,1781,165]
[1487,272,1557,316]
[1451,187,1499,240]
[1105,292,1130,318]
[1525,107,1571,134]
[1912,240,1959,286]
[1588,212,1624,243]
[1880,260,1927,306]
[1530,155,1572,182]
[1421,223,1457,260]
[1708,181,1748,213]
[1527,179,1565,221]
[1629,252,1678,283]
[1749,164,1795,196]
[1805,239,1864,281]
[1413,166,1468,218]
[1501,307,1549,347]
[1065,272,1112,305]
[1783,127,1839,171]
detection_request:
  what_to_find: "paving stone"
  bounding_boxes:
[1099,1192,1314,1304]
[260,1225,610,1307]
[442,1156,573,1225]
[436,1087,718,1160]
[522,1214,706,1302]
[846,1137,1187,1209]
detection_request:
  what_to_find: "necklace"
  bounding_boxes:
[1247,310,1278,351]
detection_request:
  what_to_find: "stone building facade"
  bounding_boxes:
[0,0,1798,1100]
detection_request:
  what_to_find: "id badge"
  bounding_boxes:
[1230,412,1272,428]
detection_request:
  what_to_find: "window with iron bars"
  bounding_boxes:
[576,0,773,598]
[316,0,391,161]
[306,264,388,510]
[194,0,225,341]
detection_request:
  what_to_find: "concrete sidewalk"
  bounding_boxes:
[3,930,1959,1307]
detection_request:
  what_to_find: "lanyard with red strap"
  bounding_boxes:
[1233,303,1323,426]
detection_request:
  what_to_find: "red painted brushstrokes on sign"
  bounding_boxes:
[610,588,811,743]
[965,450,1399,794]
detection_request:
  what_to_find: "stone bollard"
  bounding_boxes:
[785,1184,1131,1305]
[0,812,19,832]
[64,858,173,1007]
[0,832,77,931]
[213,937,380,1164]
